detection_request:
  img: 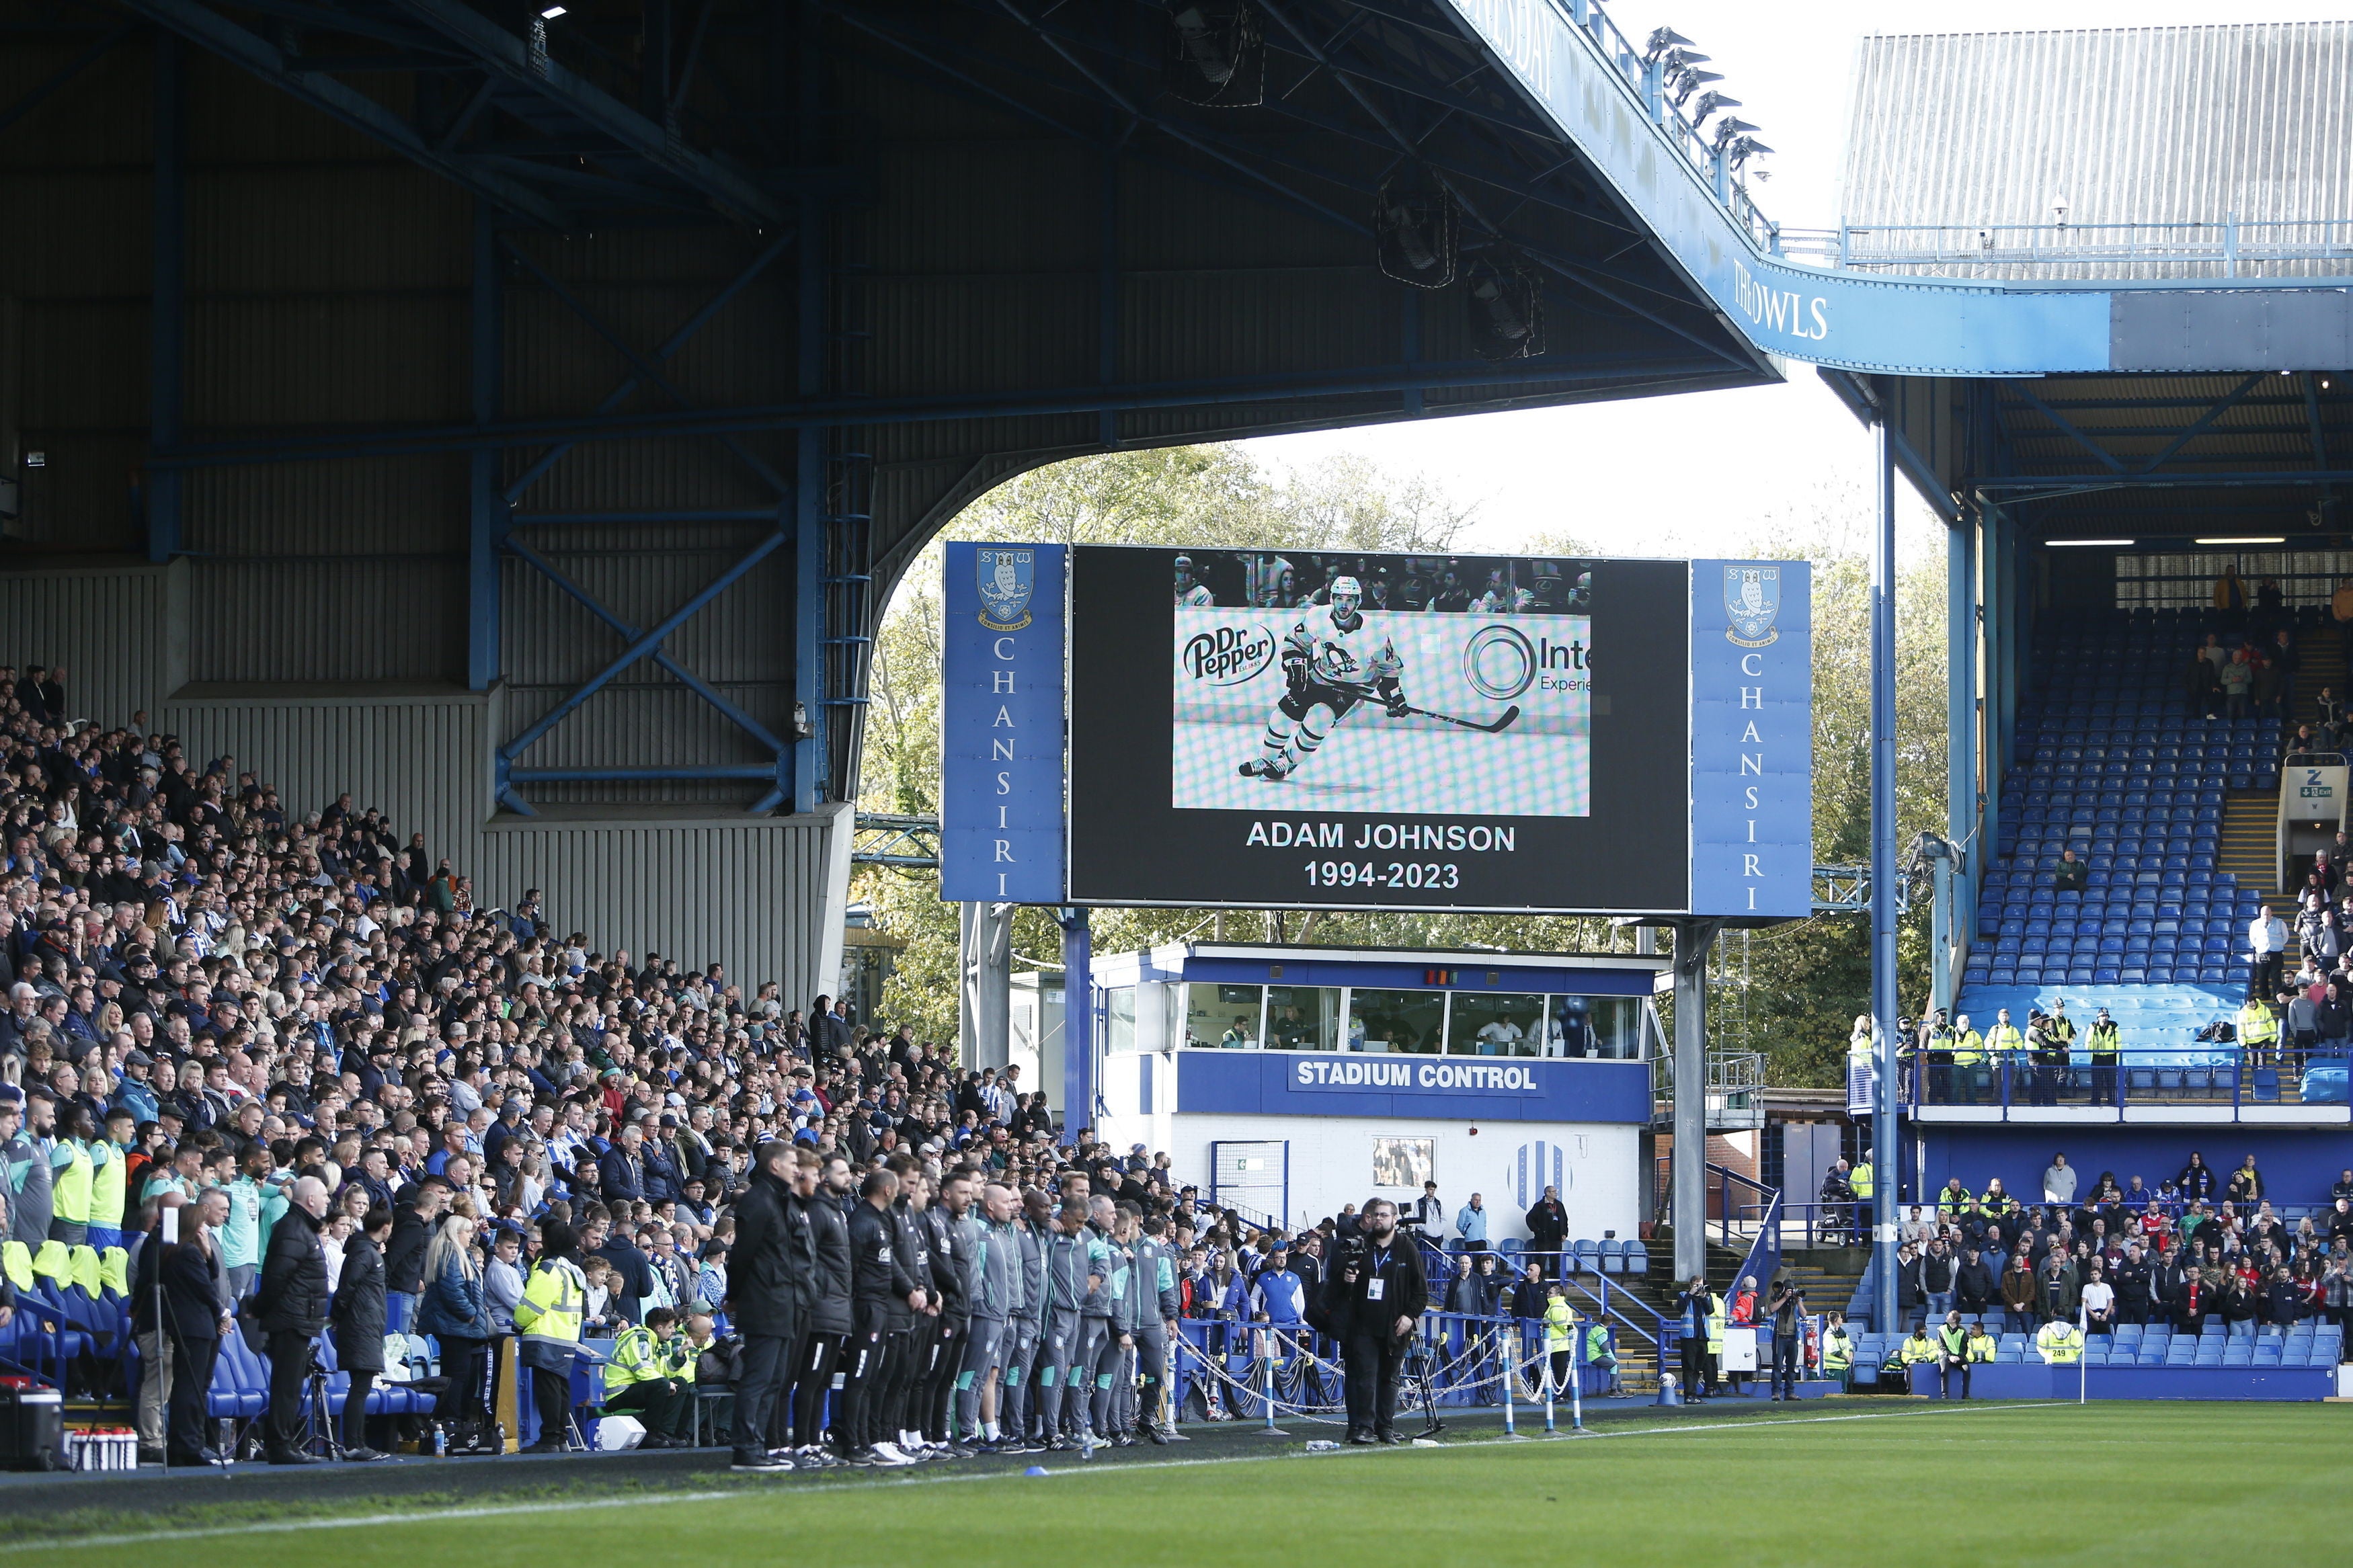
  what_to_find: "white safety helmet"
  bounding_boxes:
[1331,575,1362,612]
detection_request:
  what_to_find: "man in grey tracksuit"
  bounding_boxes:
[1130,1210,1185,1442]
[1087,1197,1134,1442]
[954,1182,1012,1444]
[999,1192,1048,1448]
[1038,1198,1107,1450]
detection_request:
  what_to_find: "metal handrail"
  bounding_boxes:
[1777,217,2353,275]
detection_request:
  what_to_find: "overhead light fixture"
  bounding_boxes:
[2046,538,2134,547]
[1163,3,1264,106]
[1464,249,1543,362]
[1374,169,1458,290]
[539,5,565,15]
[2194,536,2285,545]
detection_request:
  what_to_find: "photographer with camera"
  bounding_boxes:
[1318,1196,1427,1445]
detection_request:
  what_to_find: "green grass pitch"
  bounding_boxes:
[14,1403,2348,1567]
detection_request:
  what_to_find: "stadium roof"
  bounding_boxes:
[1839,22,2353,281]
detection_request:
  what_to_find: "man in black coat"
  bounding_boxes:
[1319,1197,1429,1445]
[384,1178,447,1326]
[725,1140,805,1470]
[789,1152,854,1458]
[253,1175,332,1464]
[1523,1186,1569,1276]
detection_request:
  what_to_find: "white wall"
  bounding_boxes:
[1146,1111,1640,1240]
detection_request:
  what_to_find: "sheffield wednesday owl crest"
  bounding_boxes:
[1723,565,1780,648]
[977,547,1036,632]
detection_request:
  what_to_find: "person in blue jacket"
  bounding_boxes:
[415,1213,495,1430]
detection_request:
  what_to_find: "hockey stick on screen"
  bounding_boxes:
[1388,702,1521,735]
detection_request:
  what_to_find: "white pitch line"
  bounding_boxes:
[0,1401,2081,1554]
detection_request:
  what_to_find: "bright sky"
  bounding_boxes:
[1240,1,2353,566]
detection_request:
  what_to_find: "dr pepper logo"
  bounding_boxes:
[1182,624,1276,685]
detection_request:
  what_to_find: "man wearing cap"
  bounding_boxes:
[2086,1006,2123,1105]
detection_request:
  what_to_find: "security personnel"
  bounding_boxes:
[1584,1319,1620,1394]
[514,1219,586,1453]
[1899,1324,1940,1391]
[1673,1274,1720,1401]
[1985,1009,2026,1100]
[1950,1014,1986,1104]
[1540,1286,1576,1396]
[1849,1157,1876,1241]
[1964,1320,1998,1365]
[2237,993,2280,1068]
[2087,1006,2124,1105]
[604,1305,693,1444]
[1129,1211,1183,1444]
[1819,1312,1855,1386]
[2043,1000,2079,1100]
[1923,1012,1956,1102]
[1933,1310,1971,1399]
[2022,1011,2059,1106]
[1322,1196,1428,1444]
[1936,1178,1974,1218]
[2036,1311,2083,1364]
[841,1168,922,1466]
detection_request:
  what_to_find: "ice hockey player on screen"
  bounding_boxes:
[1239,575,1405,782]
[1174,554,1215,608]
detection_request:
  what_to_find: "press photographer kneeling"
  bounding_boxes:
[1318,1198,1429,1445]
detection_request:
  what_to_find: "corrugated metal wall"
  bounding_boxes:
[153,689,845,1001]
[1843,23,2353,279]
[0,561,174,728]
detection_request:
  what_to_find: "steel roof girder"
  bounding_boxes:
[116,0,575,228]
[378,0,783,228]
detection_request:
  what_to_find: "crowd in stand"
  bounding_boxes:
[1854,1151,2353,1346]
[0,663,1471,1468]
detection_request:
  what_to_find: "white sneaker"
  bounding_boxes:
[871,1442,914,1466]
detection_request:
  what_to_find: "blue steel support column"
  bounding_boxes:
[468,200,505,692]
[147,32,183,563]
[1871,408,1901,1335]
[790,1,826,813]
[1058,908,1094,1141]
[1938,510,1979,1011]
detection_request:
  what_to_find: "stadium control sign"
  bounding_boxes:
[940,542,1066,903]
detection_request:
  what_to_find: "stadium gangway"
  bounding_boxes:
[1712,1166,1782,1315]
[1897,1046,2353,1122]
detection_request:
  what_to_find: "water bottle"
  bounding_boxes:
[1304,1439,1341,1452]
[434,1423,448,1457]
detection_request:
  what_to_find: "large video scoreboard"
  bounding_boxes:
[941,542,1810,919]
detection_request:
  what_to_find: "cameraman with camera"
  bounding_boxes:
[1319,1196,1427,1445]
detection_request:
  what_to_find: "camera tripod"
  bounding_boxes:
[304,1347,350,1461]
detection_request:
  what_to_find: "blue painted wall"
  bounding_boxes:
[1920,1126,2353,1208]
